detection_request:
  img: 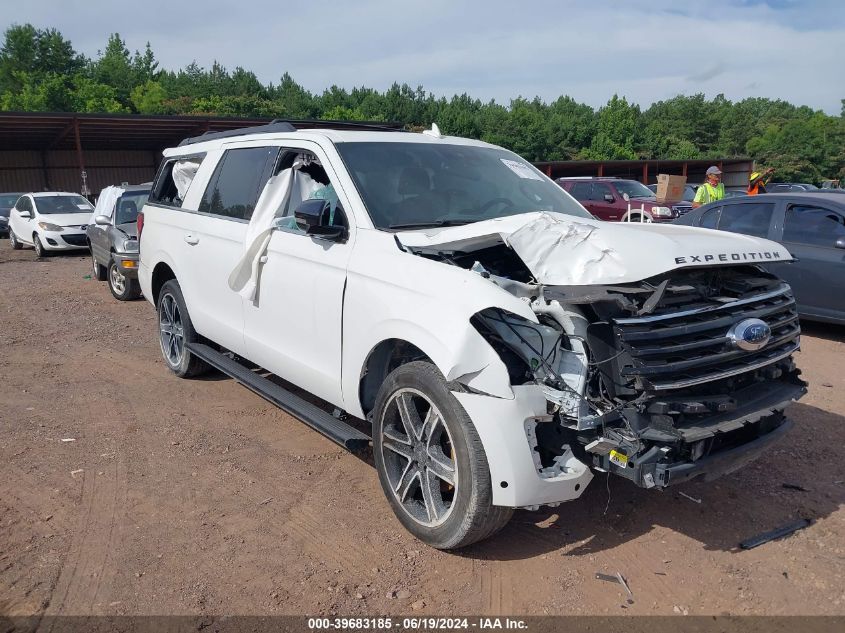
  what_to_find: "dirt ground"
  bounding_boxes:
[1,241,843,619]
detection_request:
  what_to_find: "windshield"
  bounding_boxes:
[0,194,21,209]
[115,191,149,225]
[613,180,654,199]
[335,142,591,229]
[34,195,93,215]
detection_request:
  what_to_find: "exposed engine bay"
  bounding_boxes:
[406,228,807,492]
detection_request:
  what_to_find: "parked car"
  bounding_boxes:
[674,192,845,324]
[138,121,805,548]
[768,182,819,193]
[8,192,94,256]
[87,184,150,300]
[557,177,691,221]
[0,192,23,237]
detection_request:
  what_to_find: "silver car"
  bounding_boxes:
[87,185,149,300]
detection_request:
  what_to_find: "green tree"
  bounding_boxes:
[587,95,640,160]
[130,79,167,114]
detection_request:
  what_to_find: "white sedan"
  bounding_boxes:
[8,192,94,257]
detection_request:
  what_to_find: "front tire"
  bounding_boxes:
[157,279,209,378]
[108,260,141,300]
[33,234,48,257]
[372,361,513,549]
[9,230,22,250]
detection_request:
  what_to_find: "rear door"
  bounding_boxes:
[774,201,845,320]
[185,144,280,353]
[715,200,777,239]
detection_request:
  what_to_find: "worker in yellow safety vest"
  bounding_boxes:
[692,166,725,208]
[747,167,775,195]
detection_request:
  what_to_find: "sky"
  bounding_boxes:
[5,0,845,114]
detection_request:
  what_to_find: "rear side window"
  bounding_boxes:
[569,182,591,201]
[199,147,279,220]
[717,202,774,238]
[699,206,720,229]
[16,197,32,212]
[783,205,845,247]
[149,155,205,208]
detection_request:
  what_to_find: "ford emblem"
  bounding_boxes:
[727,318,772,351]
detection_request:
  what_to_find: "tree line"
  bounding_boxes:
[1,25,843,183]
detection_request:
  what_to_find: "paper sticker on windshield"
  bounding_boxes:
[77,204,91,209]
[500,159,543,181]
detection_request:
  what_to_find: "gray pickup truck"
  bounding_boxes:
[87,184,150,300]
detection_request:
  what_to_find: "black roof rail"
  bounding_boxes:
[178,118,405,147]
[178,121,296,146]
[270,118,405,132]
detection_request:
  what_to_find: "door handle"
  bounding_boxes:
[184,234,199,245]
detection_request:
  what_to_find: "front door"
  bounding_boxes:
[243,143,354,406]
[776,202,845,320]
[12,196,35,243]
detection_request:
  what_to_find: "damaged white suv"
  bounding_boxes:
[138,121,806,549]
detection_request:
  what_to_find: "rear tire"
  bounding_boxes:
[372,361,513,549]
[108,260,141,300]
[91,250,107,281]
[9,230,22,250]
[157,279,210,378]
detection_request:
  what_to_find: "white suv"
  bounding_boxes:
[139,121,806,548]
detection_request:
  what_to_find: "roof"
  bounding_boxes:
[163,129,498,156]
[31,191,85,197]
[0,112,403,152]
[763,192,845,204]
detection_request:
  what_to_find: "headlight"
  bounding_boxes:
[650,206,673,218]
[37,221,64,232]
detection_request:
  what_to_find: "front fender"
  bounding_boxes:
[340,230,537,418]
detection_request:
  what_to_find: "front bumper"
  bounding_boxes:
[452,385,593,508]
[41,230,88,250]
[656,417,792,486]
[589,374,806,489]
[111,251,140,278]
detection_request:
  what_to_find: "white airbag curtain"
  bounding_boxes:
[228,155,320,302]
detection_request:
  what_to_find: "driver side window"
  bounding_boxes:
[270,150,348,236]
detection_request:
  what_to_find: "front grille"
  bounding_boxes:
[613,284,800,390]
[61,234,87,246]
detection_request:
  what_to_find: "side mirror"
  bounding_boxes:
[18,209,31,219]
[94,215,111,226]
[293,198,345,241]
[622,193,630,202]
[835,237,845,250]
[603,194,615,203]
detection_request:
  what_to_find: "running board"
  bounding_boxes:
[186,343,371,452]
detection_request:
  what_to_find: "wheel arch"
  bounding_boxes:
[151,261,177,308]
[358,338,434,417]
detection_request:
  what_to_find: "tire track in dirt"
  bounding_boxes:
[40,392,130,619]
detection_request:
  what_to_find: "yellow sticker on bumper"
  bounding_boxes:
[609,449,629,468]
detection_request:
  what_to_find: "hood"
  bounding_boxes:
[116,221,138,238]
[396,212,792,286]
[38,212,93,227]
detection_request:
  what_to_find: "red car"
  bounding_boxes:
[556,177,691,222]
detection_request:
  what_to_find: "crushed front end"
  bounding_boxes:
[471,263,807,493]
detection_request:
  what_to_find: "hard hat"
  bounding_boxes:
[706,166,722,176]
[750,171,761,181]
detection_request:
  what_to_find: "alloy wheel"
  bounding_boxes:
[380,388,458,528]
[159,293,185,367]
[109,264,126,295]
